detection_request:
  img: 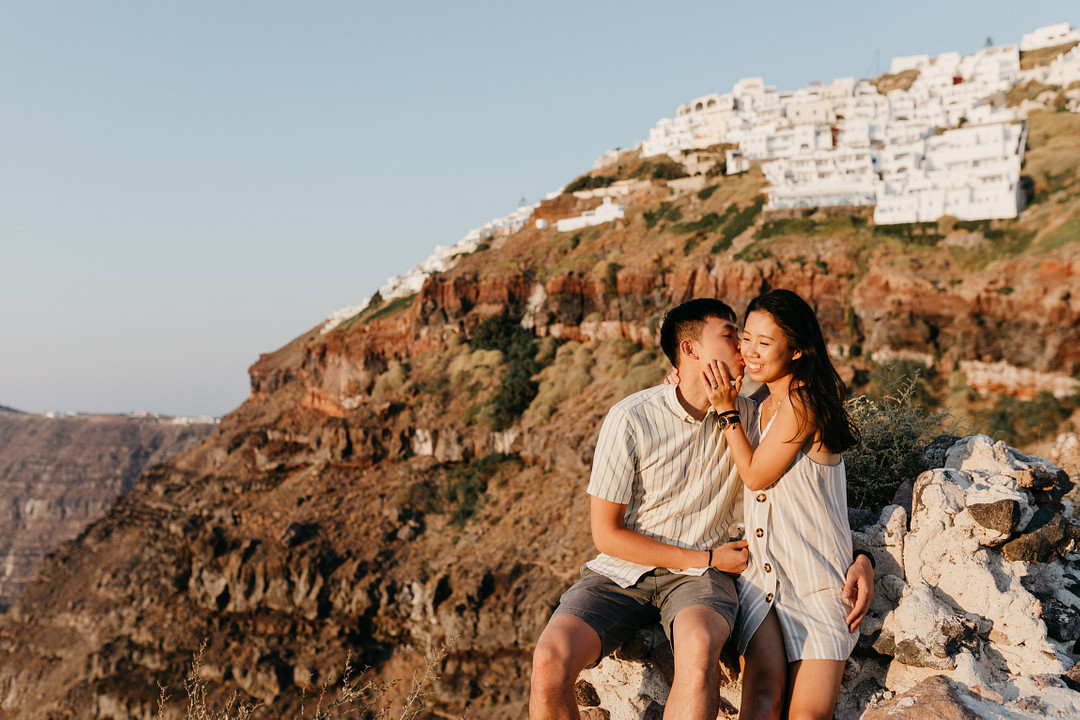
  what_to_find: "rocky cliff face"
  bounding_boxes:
[0,411,216,613]
[0,113,1077,719]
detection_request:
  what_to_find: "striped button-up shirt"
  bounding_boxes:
[585,384,755,587]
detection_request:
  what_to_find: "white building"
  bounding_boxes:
[555,197,625,232]
[1021,22,1080,52]
[874,123,1026,224]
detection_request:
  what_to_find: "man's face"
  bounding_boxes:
[691,316,744,379]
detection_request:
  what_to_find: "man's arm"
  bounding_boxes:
[591,496,748,573]
[842,553,874,631]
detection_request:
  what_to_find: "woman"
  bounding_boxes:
[704,289,859,720]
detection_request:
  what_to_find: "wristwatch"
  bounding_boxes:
[717,413,741,431]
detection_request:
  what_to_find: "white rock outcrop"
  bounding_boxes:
[576,434,1080,719]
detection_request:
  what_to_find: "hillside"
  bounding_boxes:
[0,412,217,614]
[0,92,1079,720]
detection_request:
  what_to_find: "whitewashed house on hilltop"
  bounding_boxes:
[1021,22,1080,52]
[874,122,1026,224]
[637,28,1040,225]
[555,197,625,232]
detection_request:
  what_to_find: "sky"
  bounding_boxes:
[1,1,1077,417]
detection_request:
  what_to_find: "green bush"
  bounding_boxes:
[445,453,523,528]
[529,342,594,416]
[469,317,544,430]
[714,196,764,250]
[844,369,951,510]
[755,217,817,239]
[671,212,725,235]
[632,160,689,181]
[372,361,408,399]
[977,390,1076,447]
[602,262,623,299]
[364,293,418,324]
[697,184,720,201]
[564,175,616,193]
[619,347,667,397]
[448,348,503,387]
[644,202,683,230]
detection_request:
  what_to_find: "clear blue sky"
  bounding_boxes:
[1,2,1076,417]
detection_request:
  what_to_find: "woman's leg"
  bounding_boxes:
[738,609,786,720]
[784,659,846,720]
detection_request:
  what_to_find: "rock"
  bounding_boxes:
[1001,508,1080,562]
[861,675,979,720]
[848,507,877,531]
[923,435,962,472]
[575,679,601,707]
[1039,597,1080,644]
[580,709,611,720]
[967,499,1020,545]
[876,586,980,669]
[890,477,915,516]
[578,625,741,720]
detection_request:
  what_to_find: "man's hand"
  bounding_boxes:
[711,539,749,574]
[843,553,875,632]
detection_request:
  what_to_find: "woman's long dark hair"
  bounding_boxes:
[747,289,859,453]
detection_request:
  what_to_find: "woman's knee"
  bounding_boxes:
[741,681,784,720]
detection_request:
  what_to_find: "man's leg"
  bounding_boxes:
[737,609,786,720]
[665,605,730,720]
[530,614,602,720]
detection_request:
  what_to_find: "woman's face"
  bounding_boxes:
[741,310,800,384]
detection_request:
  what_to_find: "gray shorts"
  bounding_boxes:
[552,566,738,665]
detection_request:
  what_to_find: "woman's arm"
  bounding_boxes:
[702,361,813,491]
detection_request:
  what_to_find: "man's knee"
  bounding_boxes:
[671,606,729,667]
[531,615,600,687]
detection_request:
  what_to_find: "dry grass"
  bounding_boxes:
[1020,41,1079,71]
[156,639,457,720]
[529,341,594,417]
[873,68,920,95]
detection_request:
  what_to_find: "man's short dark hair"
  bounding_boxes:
[659,298,737,368]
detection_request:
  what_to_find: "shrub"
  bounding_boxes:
[602,262,623,299]
[632,160,689,181]
[448,349,503,387]
[697,184,720,201]
[715,196,764,249]
[372,362,408,399]
[564,175,616,193]
[733,242,773,262]
[671,212,725,235]
[755,217,817,239]
[529,342,594,416]
[469,317,544,430]
[844,369,951,510]
[644,202,683,230]
[444,453,523,528]
[619,347,667,397]
[977,390,1076,447]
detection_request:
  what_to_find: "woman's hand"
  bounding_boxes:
[663,366,680,387]
[702,359,740,413]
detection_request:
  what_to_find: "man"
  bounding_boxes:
[529,298,873,720]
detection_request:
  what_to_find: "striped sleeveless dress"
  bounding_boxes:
[733,405,858,661]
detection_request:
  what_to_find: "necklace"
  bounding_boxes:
[761,395,785,427]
